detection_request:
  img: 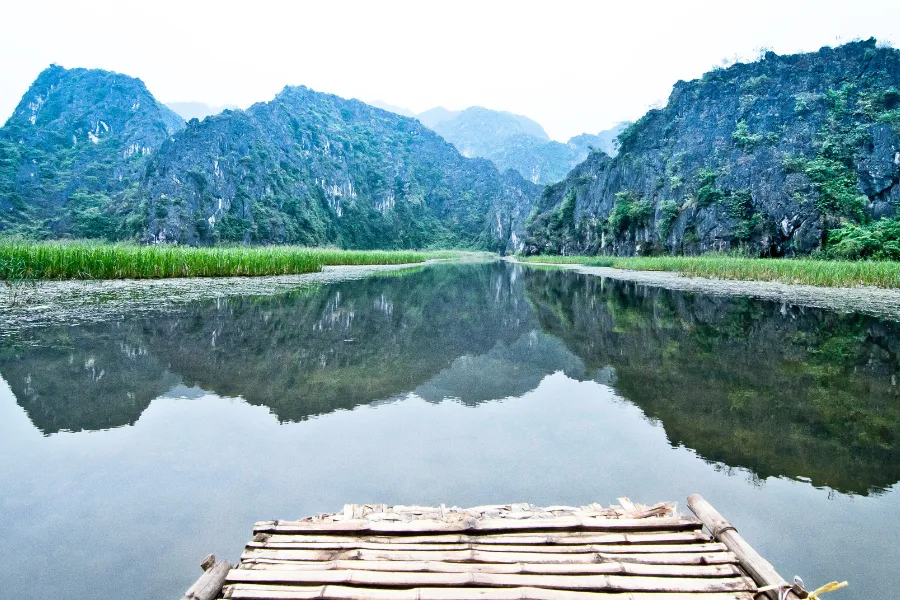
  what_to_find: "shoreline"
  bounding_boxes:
[0,262,431,338]
[513,258,900,321]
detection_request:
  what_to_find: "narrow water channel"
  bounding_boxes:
[0,261,897,600]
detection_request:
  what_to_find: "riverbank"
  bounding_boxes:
[0,240,462,280]
[516,255,900,289]
[0,262,435,337]
[512,259,900,321]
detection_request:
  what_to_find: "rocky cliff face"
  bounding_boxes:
[0,65,185,237]
[525,39,900,256]
[144,87,539,250]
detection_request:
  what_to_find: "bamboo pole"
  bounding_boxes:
[226,568,755,592]
[182,555,233,600]
[245,541,728,554]
[241,547,738,565]
[238,559,741,577]
[223,583,757,600]
[253,530,711,546]
[687,494,800,600]
[254,516,702,535]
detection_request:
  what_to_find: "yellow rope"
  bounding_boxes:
[757,580,848,600]
[808,581,849,599]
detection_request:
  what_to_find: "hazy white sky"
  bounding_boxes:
[1,0,897,141]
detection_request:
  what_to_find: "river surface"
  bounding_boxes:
[0,261,898,600]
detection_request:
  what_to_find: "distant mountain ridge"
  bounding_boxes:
[429,112,626,185]
[165,101,241,121]
[432,107,551,151]
[371,102,627,184]
[366,100,415,118]
[416,107,461,129]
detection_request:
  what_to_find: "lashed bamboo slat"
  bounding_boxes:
[226,568,755,592]
[254,516,702,535]
[222,584,757,600]
[246,541,728,554]
[252,530,712,546]
[235,560,741,577]
[240,548,738,565]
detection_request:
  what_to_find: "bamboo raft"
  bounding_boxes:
[181,494,817,600]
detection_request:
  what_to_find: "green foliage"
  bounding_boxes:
[608,191,653,234]
[0,240,461,280]
[555,189,577,229]
[66,192,117,240]
[793,92,821,115]
[518,254,900,288]
[787,156,866,218]
[656,199,680,239]
[826,218,900,260]
[695,168,723,206]
[740,74,770,93]
[732,120,764,151]
[724,189,763,242]
[781,80,900,225]
[859,87,900,132]
[615,114,653,152]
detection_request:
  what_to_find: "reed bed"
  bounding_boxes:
[0,240,459,280]
[517,254,900,288]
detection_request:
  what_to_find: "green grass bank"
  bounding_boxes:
[517,254,900,288]
[0,240,461,280]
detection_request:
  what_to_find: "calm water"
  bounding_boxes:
[0,262,898,600]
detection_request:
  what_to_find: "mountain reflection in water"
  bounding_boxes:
[2,262,899,495]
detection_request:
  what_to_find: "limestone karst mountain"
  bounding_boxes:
[525,39,900,257]
[0,65,184,237]
[0,68,539,250]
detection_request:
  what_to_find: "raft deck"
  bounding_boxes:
[183,495,806,600]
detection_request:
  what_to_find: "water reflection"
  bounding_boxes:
[525,269,900,496]
[2,262,899,496]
